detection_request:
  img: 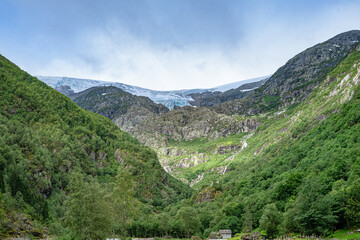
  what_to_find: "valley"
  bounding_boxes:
[1,30,360,240]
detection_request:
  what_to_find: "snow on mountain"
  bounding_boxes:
[37,75,270,109]
[211,75,271,92]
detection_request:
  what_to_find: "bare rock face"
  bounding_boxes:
[158,149,208,173]
[114,149,129,164]
[215,145,242,155]
[194,186,222,203]
[133,106,261,147]
[263,30,360,101]
[113,105,158,132]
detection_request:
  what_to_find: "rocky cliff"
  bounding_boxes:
[132,106,261,147]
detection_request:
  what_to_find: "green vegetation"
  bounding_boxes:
[326,229,360,239]
[144,47,360,239]
[64,172,113,240]
[177,207,200,239]
[259,204,281,239]
[0,54,191,239]
[63,167,139,240]
[1,36,360,239]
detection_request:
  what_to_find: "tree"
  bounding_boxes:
[157,212,171,236]
[345,179,360,226]
[64,172,113,240]
[218,215,242,235]
[177,207,200,239]
[259,204,282,239]
[284,178,337,235]
[112,166,138,240]
[223,201,244,218]
[242,206,253,233]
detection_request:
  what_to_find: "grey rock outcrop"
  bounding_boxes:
[133,106,261,146]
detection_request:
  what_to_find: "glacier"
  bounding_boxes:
[37,75,270,109]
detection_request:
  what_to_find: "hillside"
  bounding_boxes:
[122,31,360,180]
[132,106,260,148]
[215,30,360,115]
[59,31,360,189]
[0,54,191,238]
[153,38,360,238]
[160,41,360,187]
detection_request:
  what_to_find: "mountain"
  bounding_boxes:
[211,75,271,93]
[132,106,260,148]
[140,32,360,238]
[189,77,269,107]
[160,44,360,236]
[71,86,169,132]
[38,75,269,109]
[59,31,360,185]
[124,30,360,182]
[215,30,360,115]
[0,54,191,238]
[3,29,360,239]
[46,76,268,142]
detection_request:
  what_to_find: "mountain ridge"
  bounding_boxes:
[215,30,360,115]
[38,75,270,109]
[71,86,169,132]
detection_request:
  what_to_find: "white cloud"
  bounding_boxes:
[37,27,272,90]
[35,1,360,91]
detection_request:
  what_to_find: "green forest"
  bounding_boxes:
[0,54,191,239]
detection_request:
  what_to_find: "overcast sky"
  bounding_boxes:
[0,0,359,90]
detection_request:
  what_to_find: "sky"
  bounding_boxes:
[0,0,359,90]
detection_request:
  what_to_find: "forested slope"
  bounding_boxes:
[0,54,191,238]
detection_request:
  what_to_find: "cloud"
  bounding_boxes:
[37,26,264,90]
[27,0,360,90]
